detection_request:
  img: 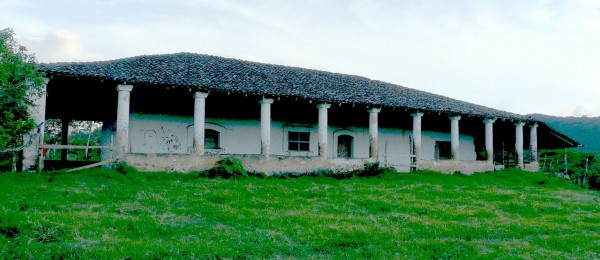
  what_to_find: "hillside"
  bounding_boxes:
[530,113,600,152]
[0,169,598,259]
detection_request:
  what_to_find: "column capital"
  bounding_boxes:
[317,103,331,109]
[514,121,526,126]
[194,92,209,98]
[449,115,461,121]
[259,98,274,104]
[483,118,496,124]
[368,108,381,113]
[530,123,539,128]
[117,84,134,92]
[411,112,424,117]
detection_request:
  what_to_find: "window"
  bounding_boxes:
[288,131,310,151]
[205,129,220,149]
[435,141,451,160]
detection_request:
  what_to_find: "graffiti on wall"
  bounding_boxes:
[141,127,184,153]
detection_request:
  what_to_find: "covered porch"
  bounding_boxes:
[22,74,580,174]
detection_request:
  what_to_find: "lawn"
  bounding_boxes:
[0,168,598,259]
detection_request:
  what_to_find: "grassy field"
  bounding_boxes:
[0,168,598,259]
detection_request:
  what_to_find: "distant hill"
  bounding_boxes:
[529,114,600,153]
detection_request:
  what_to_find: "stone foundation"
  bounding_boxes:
[124,154,541,175]
[524,162,540,172]
[124,153,370,175]
[418,160,495,175]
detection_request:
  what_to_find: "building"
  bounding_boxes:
[23,53,580,174]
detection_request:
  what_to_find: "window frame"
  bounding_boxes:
[435,141,452,160]
[288,131,310,152]
[337,134,354,158]
[204,129,220,150]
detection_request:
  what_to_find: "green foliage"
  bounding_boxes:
[477,150,489,161]
[246,170,266,178]
[540,149,599,189]
[0,28,44,170]
[207,158,248,179]
[273,162,390,179]
[42,120,103,161]
[0,168,597,258]
[589,174,600,191]
[353,162,388,177]
[112,161,136,175]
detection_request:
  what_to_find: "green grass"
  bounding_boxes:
[0,169,598,259]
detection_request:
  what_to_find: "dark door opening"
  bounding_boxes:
[337,135,353,158]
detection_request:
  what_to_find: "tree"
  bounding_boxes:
[0,28,45,171]
[540,149,600,190]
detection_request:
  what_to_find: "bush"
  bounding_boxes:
[539,149,600,190]
[272,162,389,179]
[588,172,600,191]
[112,161,136,175]
[208,158,247,179]
[353,162,387,178]
[247,170,266,178]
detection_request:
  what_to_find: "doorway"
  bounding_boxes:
[337,135,354,158]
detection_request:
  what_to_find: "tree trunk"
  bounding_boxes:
[85,121,93,160]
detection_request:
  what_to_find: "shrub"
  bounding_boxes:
[208,158,247,179]
[353,162,387,178]
[247,170,266,178]
[273,169,340,179]
[112,161,135,175]
[272,162,389,179]
[588,172,600,191]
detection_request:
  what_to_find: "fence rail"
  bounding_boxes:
[42,144,114,149]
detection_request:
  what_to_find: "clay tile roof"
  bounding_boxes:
[39,52,527,120]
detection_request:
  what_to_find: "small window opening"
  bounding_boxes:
[435,141,452,160]
[205,129,220,149]
[288,131,310,151]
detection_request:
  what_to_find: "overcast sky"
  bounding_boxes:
[2,0,599,117]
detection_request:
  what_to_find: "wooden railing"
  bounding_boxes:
[40,141,116,172]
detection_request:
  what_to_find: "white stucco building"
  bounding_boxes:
[23,53,580,174]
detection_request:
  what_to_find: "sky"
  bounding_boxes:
[1,0,599,117]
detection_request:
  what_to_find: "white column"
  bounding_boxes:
[22,78,49,171]
[483,118,496,163]
[194,92,209,154]
[515,122,525,169]
[317,103,331,158]
[260,98,274,157]
[530,123,538,162]
[450,116,461,160]
[411,112,424,162]
[368,108,381,159]
[116,84,134,157]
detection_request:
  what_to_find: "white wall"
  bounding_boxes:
[421,130,477,161]
[130,114,193,154]
[125,113,477,162]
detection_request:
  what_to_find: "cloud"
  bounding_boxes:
[566,104,598,117]
[21,29,105,63]
[3,0,599,117]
